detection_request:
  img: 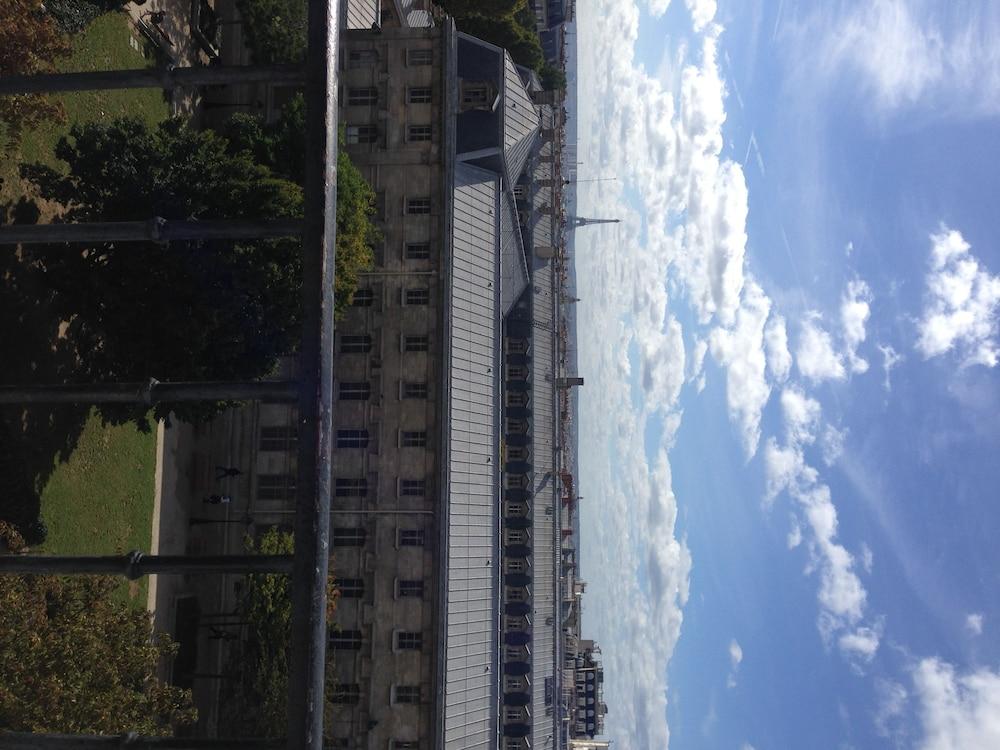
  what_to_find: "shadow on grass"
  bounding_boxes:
[0,198,88,542]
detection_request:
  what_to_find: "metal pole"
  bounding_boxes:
[0,553,293,578]
[0,218,304,246]
[285,0,337,746]
[0,65,306,95]
[0,380,297,405]
[0,734,286,749]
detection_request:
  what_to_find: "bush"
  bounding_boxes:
[234,0,307,64]
[44,0,126,33]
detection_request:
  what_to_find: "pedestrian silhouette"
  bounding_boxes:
[203,494,232,505]
[215,466,242,480]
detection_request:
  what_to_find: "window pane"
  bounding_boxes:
[404,288,430,305]
[257,474,295,501]
[399,529,425,546]
[408,87,432,104]
[339,382,371,400]
[335,478,368,497]
[404,335,429,352]
[407,125,432,142]
[406,198,431,214]
[332,527,367,547]
[399,580,424,598]
[259,425,297,452]
[405,243,431,260]
[351,288,374,306]
[347,87,378,105]
[401,430,427,447]
[402,381,428,399]
[408,48,432,65]
[339,335,372,353]
[336,429,369,448]
[336,578,365,598]
[400,479,426,497]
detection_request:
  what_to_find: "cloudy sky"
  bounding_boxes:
[572,1,1000,748]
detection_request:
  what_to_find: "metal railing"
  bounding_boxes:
[0,1,339,747]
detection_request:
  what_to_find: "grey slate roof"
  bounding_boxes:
[340,0,377,28]
[500,191,529,317]
[502,51,541,184]
[394,0,434,26]
[442,162,501,750]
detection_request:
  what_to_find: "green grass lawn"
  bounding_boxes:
[38,411,158,607]
[1,12,170,193]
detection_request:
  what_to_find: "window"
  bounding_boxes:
[507,391,528,407]
[513,184,527,201]
[336,578,365,598]
[257,474,295,502]
[505,708,523,722]
[407,48,432,66]
[507,446,529,461]
[394,685,422,704]
[406,198,431,214]
[404,335,429,352]
[329,629,363,650]
[336,429,369,449]
[340,334,372,353]
[393,742,420,750]
[506,529,526,545]
[335,478,368,497]
[259,425,297,452]
[329,683,361,704]
[346,124,377,144]
[404,288,430,306]
[339,382,370,400]
[505,677,525,691]
[407,125,432,142]
[332,527,367,547]
[506,501,527,517]
[408,87,432,104]
[351,288,374,306]
[396,631,423,650]
[504,741,523,750]
[506,338,529,354]
[507,365,528,380]
[398,580,424,598]
[463,85,489,105]
[400,479,426,497]
[402,381,428,399]
[507,559,525,573]
[398,529,425,547]
[400,430,427,447]
[507,588,526,602]
[506,474,528,490]
[347,49,378,67]
[505,646,523,660]
[347,87,378,105]
[405,243,430,260]
[506,419,529,435]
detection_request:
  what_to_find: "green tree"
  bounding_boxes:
[233,0,307,64]
[0,0,70,152]
[0,573,195,734]
[540,62,567,91]
[20,117,305,429]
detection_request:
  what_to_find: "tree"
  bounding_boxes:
[233,0,307,64]
[540,62,567,91]
[21,117,305,429]
[0,572,195,735]
[0,0,70,153]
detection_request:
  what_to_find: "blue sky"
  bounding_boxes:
[573,1,1000,748]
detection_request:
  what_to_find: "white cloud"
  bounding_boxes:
[879,343,903,391]
[820,424,847,466]
[875,678,909,739]
[838,621,882,665]
[727,639,743,688]
[797,313,847,382]
[781,387,821,445]
[860,542,874,574]
[799,1,1000,119]
[841,278,872,374]
[764,313,792,382]
[913,658,1000,750]
[787,518,803,549]
[965,613,984,637]
[685,0,717,32]
[709,279,773,457]
[917,227,1000,367]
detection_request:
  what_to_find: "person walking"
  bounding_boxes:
[203,494,232,505]
[215,466,243,480]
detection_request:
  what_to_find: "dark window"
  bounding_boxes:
[259,425,297,452]
[399,529,425,546]
[507,391,528,407]
[340,335,372,353]
[408,87,432,104]
[398,580,424,598]
[407,125,432,142]
[506,419,529,435]
[506,588,527,602]
[507,446,529,461]
[506,559,525,573]
[329,683,361,704]
[405,243,431,260]
[463,86,489,105]
[505,708,522,721]
[339,382,370,400]
[400,431,427,447]
[346,125,377,144]
[407,48,432,66]
[404,288,430,305]
[402,381,428,399]
[336,429,369,448]
[404,335,429,352]
[394,742,420,750]
[406,198,431,214]
[347,87,378,105]
[329,629,363,649]
[332,527,367,547]
[400,479,426,497]
[257,474,295,502]
[337,578,365,598]
[335,478,368,497]
[394,685,422,704]
[506,338,529,354]
[348,49,378,67]
[396,631,423,650]
[352,288,374,306]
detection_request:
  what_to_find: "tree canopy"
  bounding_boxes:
[233,0,307,64]
[0,571,195,735]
